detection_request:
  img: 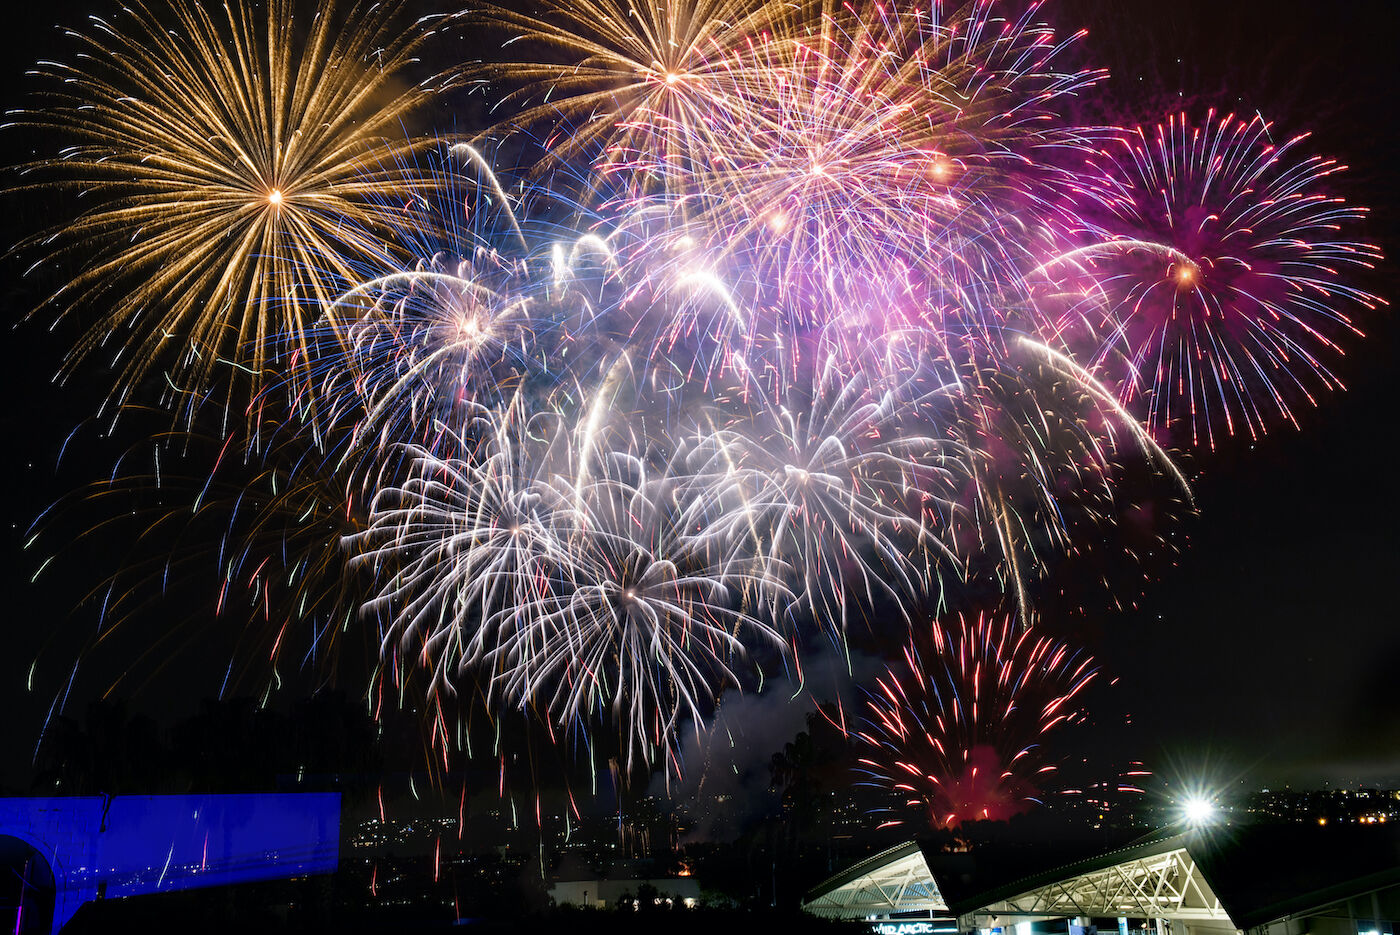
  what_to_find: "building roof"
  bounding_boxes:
[804,840,948,918]
[1190,823,1400,929]
[949,823,1400,929]
[936,830,1190,917]
[805,822,1400,927]
[926,829,1173,914]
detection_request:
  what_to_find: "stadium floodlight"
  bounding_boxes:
[1184,797,1216,825]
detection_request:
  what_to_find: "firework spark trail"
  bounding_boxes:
[462,0,805,189]
[940,333,1193,622]
[950,342,1119,621]
[484,448,787,772]
[628,0,1105,311]
[347,394,788,771]
[690,327,969,646]
[27,412,380,704]
[1040,110,1382,448]
[9,0,457,425]
[854,612,1098,828]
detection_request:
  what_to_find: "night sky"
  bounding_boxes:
[1,0,1396,800]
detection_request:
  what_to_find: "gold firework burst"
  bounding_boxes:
[463,0,805,183]
[11,0,451,420]
[658,0,1105,301]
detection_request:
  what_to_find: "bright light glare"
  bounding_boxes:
[1184,797,1215,824]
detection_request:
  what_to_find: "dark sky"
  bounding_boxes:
[1055,0,1400,789]
[1,0,1397,798]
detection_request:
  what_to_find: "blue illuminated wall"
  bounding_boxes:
[0,793,339,934]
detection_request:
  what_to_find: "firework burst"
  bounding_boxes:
[10,0,451,421]
[646,0,1103,310]
[854,612,1098,828]
[1037,110,1382,448]
[693,328,968,644]
[463,0,797,188]
[485,449,785,772]
[13,0,1383,795]
[348,398,786,773]
[348,402,567,693]
[324,259,539,456]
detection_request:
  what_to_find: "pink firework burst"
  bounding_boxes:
[1039,110,1383,449]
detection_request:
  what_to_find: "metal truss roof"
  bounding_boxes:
[957,842,1232,930]
[804,841,949,919]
